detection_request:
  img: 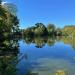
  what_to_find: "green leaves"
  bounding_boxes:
[47,24,55,35]
[62,25,75,36]
[0,3,19,38]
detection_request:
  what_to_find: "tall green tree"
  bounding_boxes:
[47,24,55,35]
[34,23,47,36]
[0,2,19,38]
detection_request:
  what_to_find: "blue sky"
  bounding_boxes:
[4,0,75,28]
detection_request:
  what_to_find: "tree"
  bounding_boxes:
[3,3,17,16]
[11,16,19,32]
[24,28,34,37]
[62,25,75,36]
[0,5,10,37]
[0,2,19,38]
[55,28,62,36]
[47,24,55,35]
[34,23,47,36]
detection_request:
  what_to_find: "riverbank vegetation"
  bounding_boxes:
[0,0,75,40]
[0,0,75,39]
[23,23,75,37]
[23,23,62,37]
[0,0,20,53]
[0,0,20,40]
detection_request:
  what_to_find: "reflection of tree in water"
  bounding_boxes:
[34,37,46,48]
[24,36,33,45]
[58,36,75,49]
[0,38,19,75]
[0,38,19,55]
[47,36,55,46]
[0,55,18,75]
[24,36,55,48]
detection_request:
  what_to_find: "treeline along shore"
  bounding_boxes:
[0,0,75,39]
[0,0,21,40]
[23,23,75,37]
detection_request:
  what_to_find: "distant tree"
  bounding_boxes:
[62,25,75,36]
[47,24,55,35]
[24,28,34,37]
[55,28,62,36]
[34,23,47,36]
[30,26,36,32]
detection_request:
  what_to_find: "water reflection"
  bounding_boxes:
[0,55,18,75]
[1,36,75,75]
[60,36,75,49]
[24,36,55,48]
[0,38,19,75]
[27,58,75,75]
[23,36,75,75]
[0,37,38,75]
[24,36,75,49]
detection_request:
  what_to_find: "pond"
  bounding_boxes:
[0,36,75,75]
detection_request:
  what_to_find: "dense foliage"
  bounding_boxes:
[23,23,75,37]
[62,25,75,36]
[0,0,20,39]
[23,23,62,37]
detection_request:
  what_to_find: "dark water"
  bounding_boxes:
[0,36,75,75]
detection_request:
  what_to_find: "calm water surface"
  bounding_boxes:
[17,37,75,75]
[0,37,75,75]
